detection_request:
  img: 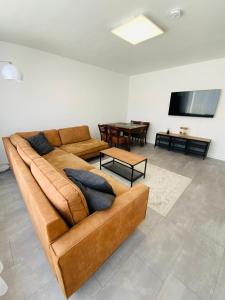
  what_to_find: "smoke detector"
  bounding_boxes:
[169,8,183,19]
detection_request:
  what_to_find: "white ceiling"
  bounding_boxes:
[0,0,225,75]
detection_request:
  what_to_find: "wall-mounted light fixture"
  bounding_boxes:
[0,61,23,81]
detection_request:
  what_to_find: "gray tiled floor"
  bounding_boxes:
[1,144,225,300]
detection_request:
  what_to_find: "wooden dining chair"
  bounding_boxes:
[98,124,109,142]
[109,127,129,149]
[131,120,150,145]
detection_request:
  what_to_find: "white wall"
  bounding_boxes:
[0,41,129,162]
[127,58,225,161]
[1,41,225,162]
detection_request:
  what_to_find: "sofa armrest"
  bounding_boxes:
[50,184,149,298]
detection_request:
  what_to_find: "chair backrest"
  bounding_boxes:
[131,120,150,130]
[109,127,120,137]
[131,120,140,125]
[98,124,108,141]
[108,127,123,145]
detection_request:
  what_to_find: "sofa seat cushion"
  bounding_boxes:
[30,158,89,226]
[43,148,94,173]
[60,139,108,157]
[18,129,62,147]
[59,126,91,145]
[90,169,129,196]
[17,139,40,166]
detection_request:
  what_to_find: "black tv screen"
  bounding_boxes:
[168,89,221,118]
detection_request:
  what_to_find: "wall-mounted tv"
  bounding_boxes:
[168,89,221,118]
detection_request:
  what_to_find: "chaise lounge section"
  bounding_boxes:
[3,125,149,298]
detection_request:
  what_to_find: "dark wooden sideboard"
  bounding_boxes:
[154,132,211,159]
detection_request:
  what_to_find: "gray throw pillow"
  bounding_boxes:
[64,168,115,213]
[26,132,54,155]
[64,169,115,195]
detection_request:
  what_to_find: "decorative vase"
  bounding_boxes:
[180,127,188,135]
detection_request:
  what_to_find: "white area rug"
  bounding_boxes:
[93,161,191,216]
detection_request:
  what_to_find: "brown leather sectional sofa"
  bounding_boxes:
[3,125,149,298]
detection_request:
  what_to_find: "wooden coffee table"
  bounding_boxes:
[100,148,147,187]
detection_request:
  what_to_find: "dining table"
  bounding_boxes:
[105,122,148,151]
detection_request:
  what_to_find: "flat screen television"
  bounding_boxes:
[168,89,221,118]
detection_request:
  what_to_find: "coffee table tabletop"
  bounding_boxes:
[100,147,147,166]
[100,148,148,187]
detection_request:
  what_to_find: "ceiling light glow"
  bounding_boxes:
[112,15,164,45]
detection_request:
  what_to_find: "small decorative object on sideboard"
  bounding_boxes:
[180,127,188,135]
[166,129,170,134]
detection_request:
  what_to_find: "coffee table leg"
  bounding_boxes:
[143,159,147,178]
[131,166,134,187]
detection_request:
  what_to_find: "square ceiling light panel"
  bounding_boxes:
[112,15,164,45]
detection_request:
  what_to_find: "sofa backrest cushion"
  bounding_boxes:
[18,129,62,147]
[10,133,26,147]
[17,140,40,166]
[30,157,89,226]
[59,126,91,145]
[10,134,40,166]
